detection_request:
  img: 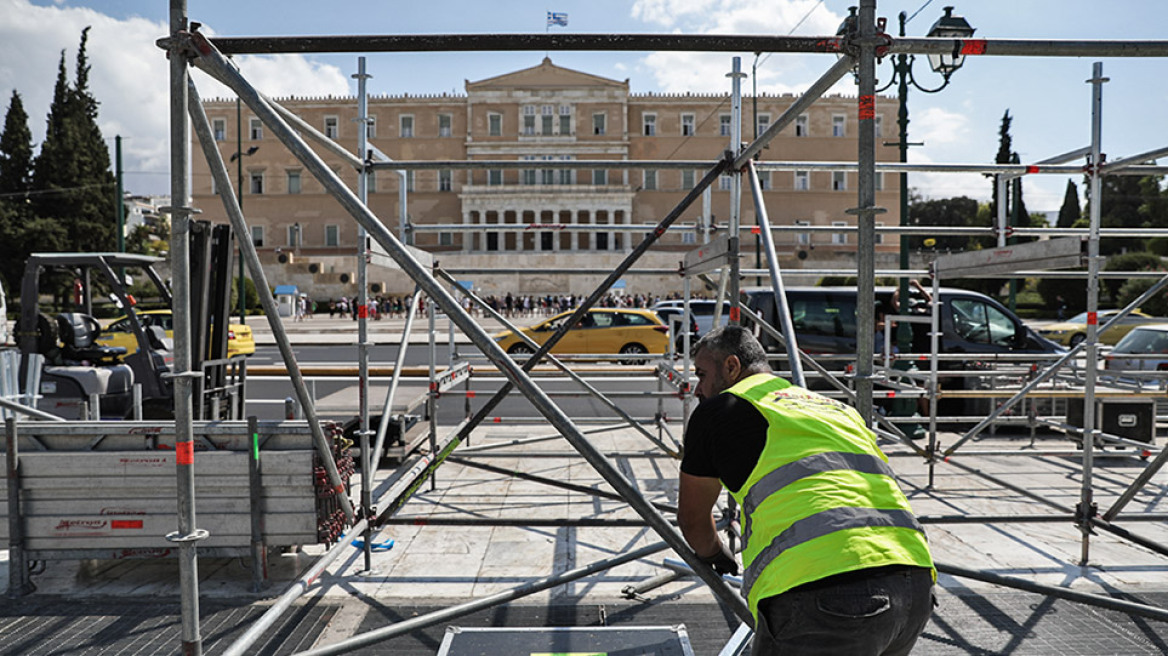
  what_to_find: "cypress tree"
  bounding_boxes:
[0,90,36,291]
[1056,179,1080,229]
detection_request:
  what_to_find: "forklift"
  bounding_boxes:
[16,222,244,420]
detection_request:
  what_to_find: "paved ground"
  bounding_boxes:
[5,422,1168,654]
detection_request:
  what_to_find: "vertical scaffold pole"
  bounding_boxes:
[727,57,745,326]
[354,56,373,572]
[853,0,883,426]
[1081,62,1107,565]
[166,2,204,654]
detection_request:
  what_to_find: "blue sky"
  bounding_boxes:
[3,0,1167,213]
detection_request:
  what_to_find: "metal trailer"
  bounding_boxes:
[2,419,352,594]
[149,1,1168,653]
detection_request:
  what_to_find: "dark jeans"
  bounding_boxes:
[751,566,934,656]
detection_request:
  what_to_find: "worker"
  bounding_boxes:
[678,325,934,655]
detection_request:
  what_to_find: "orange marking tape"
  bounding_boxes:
[960,39,987,55]
[176,442,194,466]
[111,520,143,530]
[858,95,876,120]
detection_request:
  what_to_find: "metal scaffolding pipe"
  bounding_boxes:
[370,286,421,476]
[936,562,1168,624]
[295,539,673,656]
[187,80,356,523]
[434,267,678,456]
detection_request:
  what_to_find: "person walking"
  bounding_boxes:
[678,325,934,655]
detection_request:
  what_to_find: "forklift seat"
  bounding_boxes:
[56,313,127,363]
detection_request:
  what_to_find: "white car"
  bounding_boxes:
[650,299,731,337]
[1103,324,1168,383]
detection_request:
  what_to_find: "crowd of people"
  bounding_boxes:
[302,290,706,321]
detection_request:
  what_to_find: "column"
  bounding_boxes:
[463,211,473,252]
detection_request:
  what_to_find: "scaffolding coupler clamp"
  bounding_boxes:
[166,528,210,544]
[1074,501,1099,532]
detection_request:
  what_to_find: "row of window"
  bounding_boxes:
[211,111,880,142]
[221,167,882,196]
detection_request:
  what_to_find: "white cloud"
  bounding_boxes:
[0,0,349,196]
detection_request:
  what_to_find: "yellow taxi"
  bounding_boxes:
[1037,309,1163,347]
[98,309,256,358]
[493,308,670,364]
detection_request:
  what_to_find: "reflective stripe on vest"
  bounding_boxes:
[741,451,896,546]
[742,506,925,595]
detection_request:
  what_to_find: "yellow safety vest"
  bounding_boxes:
[724,373,934,621]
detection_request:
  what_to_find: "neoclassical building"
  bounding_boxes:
[193,58,900,296]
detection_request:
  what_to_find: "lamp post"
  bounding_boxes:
[230,97,258,325]
[880,5,974,352]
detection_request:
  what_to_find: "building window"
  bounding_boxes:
[366,115,377,139]
[593,169,607,186]
[367,170,376,194]
[795,114,808,137]
[405,170,414,192]
[681,113,695,136]
[757,170,771,190]
[682,169,695,190]
[249,171,264,195]
[643,113,656,136]
[592,113,606,136]
[486,233,499,251]
[288,225,300,248]
[874,115,883,138]
[682,232,697,245]
[756,113,770,136]
[287,170,301,195]
[212,118,226,142]
[251,225,264,247]
[596,233,609,251]
[439,114,452,137]
[720,114,731,137]
[325,224,339,247]
[400,115,414,138]
[559,105,571,135]
[523,105,536,135]
[439,232,453,247]
[832,221,848,245]
[541,114,554,136]
[523,161,537,185]
[874,172,883,191]
[488,113,502,136]
[875,221,885,246]
[796,220,810,246]
[643,170,657,191]
[249,118,262,140]
[324,116,339,139]
[488,169,503,186]
[541,168,555,185]
[832,171,847,191]
[832,115,846,137]
[558,157,574,185]
[439,169,452,192]
[718,174,732,191]
[794,170,809,190]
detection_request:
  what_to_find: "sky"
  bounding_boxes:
[2,0,1166,214]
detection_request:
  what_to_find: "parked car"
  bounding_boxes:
[650,299,731,337]
[1038,309,1163,347]
[651,306,700,353]
[99,309,256,359]
[492,308,670,365]
[1103,324,1168,381]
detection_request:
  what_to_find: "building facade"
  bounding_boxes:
[193,58,901,296]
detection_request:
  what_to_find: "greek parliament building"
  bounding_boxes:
[192,58,900,297]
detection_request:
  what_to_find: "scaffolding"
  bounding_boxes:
[110,0,1168,652]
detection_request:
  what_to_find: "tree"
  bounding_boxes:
[906,195,978,252]
[1056,179,1081,229]
[0,90,35,291]
[30,28,115,253]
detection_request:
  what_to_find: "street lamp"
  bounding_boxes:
[230,97,259,325]
[878,6,974,351]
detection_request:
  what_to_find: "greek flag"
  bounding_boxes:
[547,11,568,27]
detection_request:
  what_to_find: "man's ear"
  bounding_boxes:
[725,354,742,381]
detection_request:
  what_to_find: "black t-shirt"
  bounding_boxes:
[681,392,770,493]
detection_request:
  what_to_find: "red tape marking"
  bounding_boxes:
[176,442,194,466]
[751,226,760,235]
[1026,165,1040,174]
[357,305,368,318]
[111,520,143,530]
[729,307,741,322]
[333,484,345,495]
[960,39,987,55]
[493,417,502,423]
[1087,312,1098,325]
[466,391,476,398]
[858,95,876,120]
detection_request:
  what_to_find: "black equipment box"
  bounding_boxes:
[1067,399,1157,444]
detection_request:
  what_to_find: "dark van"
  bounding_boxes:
[745,285,1061,358]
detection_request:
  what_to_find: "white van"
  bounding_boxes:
[650,299,731,337]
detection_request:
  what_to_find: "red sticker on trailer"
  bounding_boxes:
[1087,312,1097,325]
[176,442,194,466]
[111,520,144,530]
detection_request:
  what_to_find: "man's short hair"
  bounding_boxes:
[695,325,769,373]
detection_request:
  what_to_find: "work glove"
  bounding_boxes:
[699,541,739,576]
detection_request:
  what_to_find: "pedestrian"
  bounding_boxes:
[678,325,934,655]
[1056,295,1067,321]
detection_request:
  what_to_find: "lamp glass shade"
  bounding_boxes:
[926,6,975,76]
